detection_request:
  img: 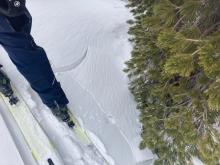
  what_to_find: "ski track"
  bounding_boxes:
[61,77,135,164]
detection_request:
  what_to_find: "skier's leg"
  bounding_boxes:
[0,11,73,125]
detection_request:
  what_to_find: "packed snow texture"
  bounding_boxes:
[0,0,154,164]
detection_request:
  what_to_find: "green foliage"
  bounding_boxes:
[125,0,220,164]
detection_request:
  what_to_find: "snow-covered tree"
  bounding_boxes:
[125,0,220,164]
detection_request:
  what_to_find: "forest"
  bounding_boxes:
[125,0,220,164]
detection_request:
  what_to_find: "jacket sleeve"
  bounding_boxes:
[0,0,26,17]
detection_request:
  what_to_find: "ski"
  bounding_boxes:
[67,111,110,165]
[0,67,110,165]
[0,84,63,165]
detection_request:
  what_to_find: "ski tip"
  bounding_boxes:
[47,158,55,165]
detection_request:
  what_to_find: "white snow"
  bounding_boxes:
[192,158,204,165]
[0,0,154,164]
[0,113,24,165]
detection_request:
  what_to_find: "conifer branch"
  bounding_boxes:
[184,38,202,42]
[203,21,220,36]
[191,49,200,56]
[168,1,181,10]
[173,16,185,31]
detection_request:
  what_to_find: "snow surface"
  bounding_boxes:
[0,113,24,165]
[0,0,155,164]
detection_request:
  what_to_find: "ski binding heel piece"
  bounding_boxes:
[9,95,19,105]
[67,120,75,128]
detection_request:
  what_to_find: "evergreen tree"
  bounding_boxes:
[125,0,220,164]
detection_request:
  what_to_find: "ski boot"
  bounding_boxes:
[0,65,18,105]
[50,104,75,128]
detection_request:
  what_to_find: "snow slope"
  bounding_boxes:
[0,0,154,164]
